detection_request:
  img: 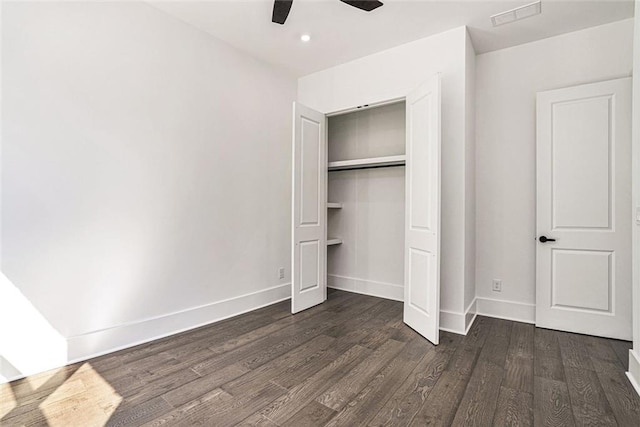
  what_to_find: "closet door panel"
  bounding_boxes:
[292,102,327,313]
[404,75,441,344]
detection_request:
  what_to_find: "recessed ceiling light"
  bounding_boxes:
[300,34,311,42]
[491,1,542,27]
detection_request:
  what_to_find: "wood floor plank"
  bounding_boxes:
[504,354,534,393]
[533,377,574,427]
[493,386,533,427]
[142,388,232,427]
[535,328,563,360]
[323,299,400,340]
[534,355,565,382]
[564,366,617,426]
[106,365,201,423]
[259,344,370,425]
[461,316,492,349]
[322,334,431,426]
[237,413,279,426]
[558,332,596,371]
[408,369,472,426]
[582,335,626,373]
[203,291,361,362]
[533,328,565,381]
[596,368,640,426]
[105,396,173,427]
[282,400,337,427]
[221,334,335,396]
[447,344,483,377]
[503,323,535,393]
[358,319,405,350]
[367,333,462,427]
[477,318,512,367]
[608,339,632,370]
[315,339,406,411]
[162,364,249,408]
[508,323,535,357]
[152,382,286,427]
[450,361,504,426]
[409,344,481,426]
[175,382,285,427]
[272,300,401,390]
[191,315,335,377]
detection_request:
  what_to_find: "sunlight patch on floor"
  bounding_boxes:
[0,386,17,419]
[39,363,122,426]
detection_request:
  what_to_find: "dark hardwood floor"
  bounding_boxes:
[1,290,639,426]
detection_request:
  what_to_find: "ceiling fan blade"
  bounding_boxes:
[272,0,293,25]
[339,0,384,12]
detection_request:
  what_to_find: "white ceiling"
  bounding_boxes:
[150,0,634,76]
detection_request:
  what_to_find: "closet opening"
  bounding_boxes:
[292,74,441,343]
[326,101,406,302]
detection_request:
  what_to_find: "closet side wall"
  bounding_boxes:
[464,30,477,329]
[298,26,471,333]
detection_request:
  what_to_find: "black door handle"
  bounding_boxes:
[539,236,556,243]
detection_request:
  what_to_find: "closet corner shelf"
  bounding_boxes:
[327,238,343,246]
[327,202,343,209]
[328,155,406,172]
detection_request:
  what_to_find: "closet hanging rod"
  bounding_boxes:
[328,163,406,172]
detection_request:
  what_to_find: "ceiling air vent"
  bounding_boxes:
[491,1,542,27]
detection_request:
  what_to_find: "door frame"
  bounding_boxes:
[310,76,442,345]
[535,77,633,340]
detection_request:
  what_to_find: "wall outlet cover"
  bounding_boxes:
[492,279,502,292]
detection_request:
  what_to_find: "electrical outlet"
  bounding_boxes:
[492,279,502,292]
[278,267,285,280]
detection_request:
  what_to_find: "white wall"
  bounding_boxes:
[299,26,476,333]
[629,1,640,395]
[475,19,634,322]
[1,1,296,382]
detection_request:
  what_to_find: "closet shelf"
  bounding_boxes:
[327,202,343,209]
[327,238,343,246]
[328,155,406,171]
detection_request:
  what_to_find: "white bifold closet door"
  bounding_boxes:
[291,102,327,314]
[403,75,442,345]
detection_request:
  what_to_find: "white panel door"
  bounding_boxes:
[292,102,327,314]
[403,75,441,344]
[536,77,632,340]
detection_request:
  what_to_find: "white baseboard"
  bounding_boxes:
[476,297,536,324]
[628,349,640,397]
[440,310,466,335]
[328,274,403,302]
[440,298,478,336]
[1,283,291,385]
[465,298,478,334]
